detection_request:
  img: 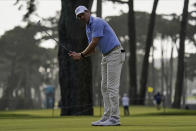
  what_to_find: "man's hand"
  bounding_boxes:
[68,51,82,60]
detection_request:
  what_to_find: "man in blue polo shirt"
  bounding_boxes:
[69,5,125,126]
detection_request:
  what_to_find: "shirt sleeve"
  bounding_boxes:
[92,20,104,38]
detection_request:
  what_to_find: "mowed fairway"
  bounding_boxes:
[0,106,196,131]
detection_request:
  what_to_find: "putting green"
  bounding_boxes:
[0,106,196,131]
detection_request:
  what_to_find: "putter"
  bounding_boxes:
[37,20,70,53]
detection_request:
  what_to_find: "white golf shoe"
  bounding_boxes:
[99,117,120,126]
[91,116,108,126]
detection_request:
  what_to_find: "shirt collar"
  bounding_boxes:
[87,16,93,26]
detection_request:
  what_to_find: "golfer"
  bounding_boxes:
[69,5,125,126]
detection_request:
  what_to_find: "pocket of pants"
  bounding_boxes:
[121,52,125,63]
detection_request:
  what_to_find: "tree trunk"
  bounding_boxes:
[0,56,16,110]
[161,40,164,94]
[128,0,138,104]
[138,0,159,105]
[24,67,33,109]
[173,0,189,108]
[151,46,155,92]
[162,41,171,107]
[168,45,174,107]
[97,0,102,17]
[58,0,94,115]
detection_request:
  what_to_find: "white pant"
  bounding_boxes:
[101,47,125,119]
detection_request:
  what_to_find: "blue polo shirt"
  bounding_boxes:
[86,16,120,54]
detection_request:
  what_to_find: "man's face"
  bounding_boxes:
[77,11,90,23]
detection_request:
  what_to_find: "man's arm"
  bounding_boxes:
[81,37,99,56]
[68,37,99,60]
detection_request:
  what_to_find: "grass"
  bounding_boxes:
[0,106,196,131]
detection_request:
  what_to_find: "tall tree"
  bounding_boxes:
[97,0,102,17]
[138,0,159,105]
[173,0,189,108]
[128,0,137,104]
[58,0,94,115]
[161,40,165,94]
[168,45,174,107]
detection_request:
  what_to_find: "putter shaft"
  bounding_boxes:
[37,21,70,52]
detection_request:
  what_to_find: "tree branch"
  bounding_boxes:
[107,0,128,4]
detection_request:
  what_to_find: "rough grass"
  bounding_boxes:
[0,106,196,131]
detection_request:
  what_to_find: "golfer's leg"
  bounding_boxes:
[101,56,110,118]
[107,60,122,119]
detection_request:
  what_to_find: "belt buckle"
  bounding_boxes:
[121,49,125,53]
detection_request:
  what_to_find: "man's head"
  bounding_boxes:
[75,5,90,23]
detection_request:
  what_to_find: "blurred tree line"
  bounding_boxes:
[107,0,195,108]
[0,22,58,109]
[1,0,94,115]
[0,0,195,113]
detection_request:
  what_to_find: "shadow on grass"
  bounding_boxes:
[0,113,60,119]
[121,124,196,127]
[0,113,98,119]
[1,110,196,119]
[131,110,196,117]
